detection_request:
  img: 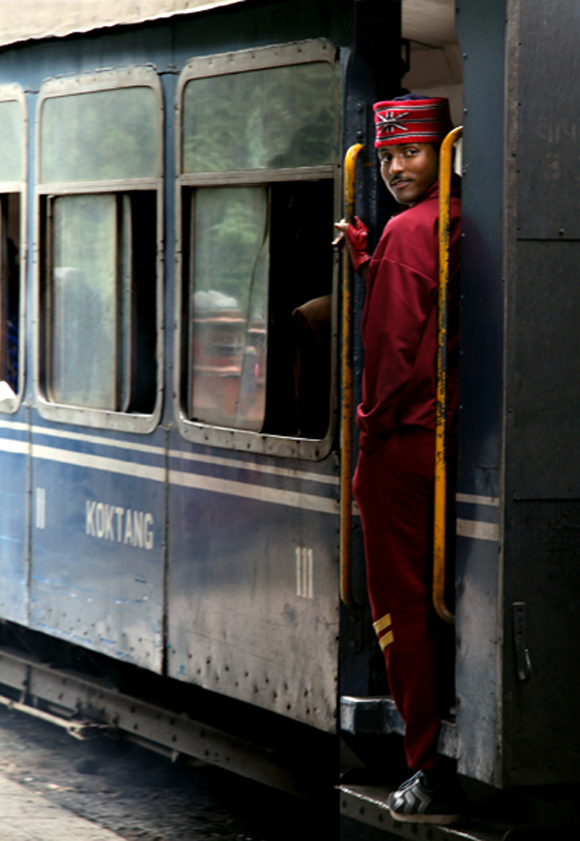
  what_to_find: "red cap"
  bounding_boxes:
[374,97,453,148]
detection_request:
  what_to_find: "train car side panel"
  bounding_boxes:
[0,426,29,625]
[167,460,339,731]
[29,429,167,670]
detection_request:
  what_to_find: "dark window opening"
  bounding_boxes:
[0,193,20,398]
[183,179,334,438]
[264,180,334,438]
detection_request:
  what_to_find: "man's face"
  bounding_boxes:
[378,143,439,206]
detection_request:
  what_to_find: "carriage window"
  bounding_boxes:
[0,94,25,406]
[40,87,158,183]
[182,62,336,173]
[179,50,338,447]
[189,187,269,430]
[37,75,161,425]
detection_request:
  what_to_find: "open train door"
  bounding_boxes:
[340,0,580,836]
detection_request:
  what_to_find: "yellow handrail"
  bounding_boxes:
[340,143,364,607]
[433,126,462,625]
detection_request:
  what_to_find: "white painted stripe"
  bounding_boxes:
[295,547,315,598]
[36,487,46,529]
[0,438,29,456]
[0,421,339,487]
[456,492,499,507]
[0,420,28,433]
[31,444,166,483]
[169,468,338,514]
[456,518,499,542]
[0,436,337,514]
[30,424,164,456]
[167,447,338,485]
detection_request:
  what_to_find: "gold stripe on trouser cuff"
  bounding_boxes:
[378,629,394,651]
[373,613,392,635]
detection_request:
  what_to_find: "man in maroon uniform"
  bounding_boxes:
[335,95,464,824]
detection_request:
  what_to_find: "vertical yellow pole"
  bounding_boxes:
[340,143,364,607]
[433,126,462,624]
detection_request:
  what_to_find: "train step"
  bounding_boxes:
[339,783,519,841]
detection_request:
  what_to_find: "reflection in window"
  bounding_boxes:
[51,195,118,409]
[183,63,336,173]
[40,87,158,183]
[46,192,157,412]
[185,180,334,437]
[190,187,269,430]
[0,99,24,183]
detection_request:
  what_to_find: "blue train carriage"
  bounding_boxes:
[0,0,350,780]
[0,1,578,838]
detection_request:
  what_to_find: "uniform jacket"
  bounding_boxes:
[356,177,461,453]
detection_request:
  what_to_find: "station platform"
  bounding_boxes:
[0,771,124,841]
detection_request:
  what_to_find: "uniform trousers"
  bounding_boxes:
[353,426,455,771]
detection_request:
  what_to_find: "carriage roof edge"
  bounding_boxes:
[0,0,246,49]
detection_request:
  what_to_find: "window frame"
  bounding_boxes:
[34,67,164,433]
[0,84,27,415]
[174,40,341,459]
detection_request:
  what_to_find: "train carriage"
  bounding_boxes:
[0,1,579,838]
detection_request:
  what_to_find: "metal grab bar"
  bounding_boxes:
[340,143,364,607]
[433,126,462,625]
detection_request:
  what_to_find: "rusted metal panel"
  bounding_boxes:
[515,0,580,239]
[511,241,580,498]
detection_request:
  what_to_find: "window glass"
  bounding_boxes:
[190,187,269,430]
[182,63,336,173]
[41,87,158,183]
[180,54,337,447]
[51,194,117,409]
[38,74,161,425]
[0,100,23,182]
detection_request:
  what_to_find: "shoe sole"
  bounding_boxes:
[388,807,464,825]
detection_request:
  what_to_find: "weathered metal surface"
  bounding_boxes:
[515,1,580,240]
[29,424,167,671]
[511,241,580,498]
[340,695,406,737]
[166,440,340,733]
[502,0,580,788]
[0,416,28,625]
[454,0,505,788]
[502,501,580,786]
